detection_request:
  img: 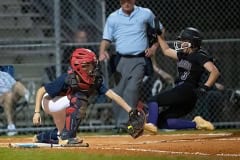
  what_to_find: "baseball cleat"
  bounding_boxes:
[144,123,158,135]
[32,135,39,143]
[193,116,215,130]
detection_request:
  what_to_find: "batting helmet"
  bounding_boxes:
[70,48,97,87]
[177,27,202,48]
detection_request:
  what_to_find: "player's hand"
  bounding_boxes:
[99,51,110,61]
[145,48,155,57]
[33,112,41,126]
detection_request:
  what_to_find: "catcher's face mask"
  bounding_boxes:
[174,41,191,51]
[81,61,98,77]
[70,61,98,90]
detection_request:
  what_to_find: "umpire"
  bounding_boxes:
[99,0,163,131]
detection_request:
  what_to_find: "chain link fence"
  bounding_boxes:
[0,0,239,134]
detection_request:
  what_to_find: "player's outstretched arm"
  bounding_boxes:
[105,89,132,113]
[154,18,177,60]
[105,89,146,139]
[157,35,178,60]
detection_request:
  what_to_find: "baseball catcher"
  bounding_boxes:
[33,48,147,145]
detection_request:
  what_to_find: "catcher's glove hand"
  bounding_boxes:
[127,108,146,139]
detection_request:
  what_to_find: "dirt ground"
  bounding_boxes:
[0,131,239,159]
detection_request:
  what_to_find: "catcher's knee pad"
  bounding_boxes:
[35,128,59,144]
[62,94,88,140]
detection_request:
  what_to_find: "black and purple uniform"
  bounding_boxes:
[147,49,212,129]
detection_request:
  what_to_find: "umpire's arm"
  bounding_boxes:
[99,39,111,61]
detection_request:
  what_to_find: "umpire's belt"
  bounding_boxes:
[116,51,145,58]
[116,51,153,76]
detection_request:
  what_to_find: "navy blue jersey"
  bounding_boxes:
[97,80,108,95]
[88,75,108,96]
[175,49,211,87]
[44,73,69,98]
[44,73,108,98]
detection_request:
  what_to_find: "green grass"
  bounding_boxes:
[0,148,219,160]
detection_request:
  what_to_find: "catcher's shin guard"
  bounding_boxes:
[61,106,80,139]
[61,93,88,141]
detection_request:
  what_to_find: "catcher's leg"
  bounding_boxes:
[51,109,66,134]
[42,95,70,133]
[59,93,88,145]
[33,128,59,144]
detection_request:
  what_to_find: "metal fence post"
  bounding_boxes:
[54,0,61,78]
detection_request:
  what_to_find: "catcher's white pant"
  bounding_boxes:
[41,93,69,112]
[41,93,69,135]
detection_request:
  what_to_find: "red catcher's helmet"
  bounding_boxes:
[70,48,97,86]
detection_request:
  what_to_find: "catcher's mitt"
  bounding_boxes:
[127,108,146,139]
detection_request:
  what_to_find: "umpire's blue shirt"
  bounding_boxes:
[103,6,161,55]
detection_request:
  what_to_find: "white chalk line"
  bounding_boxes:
[84,132,232,138]
[160,133,232,136]
[96,147,240,157]
[94,137,240,146]
[90,133,239,157]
